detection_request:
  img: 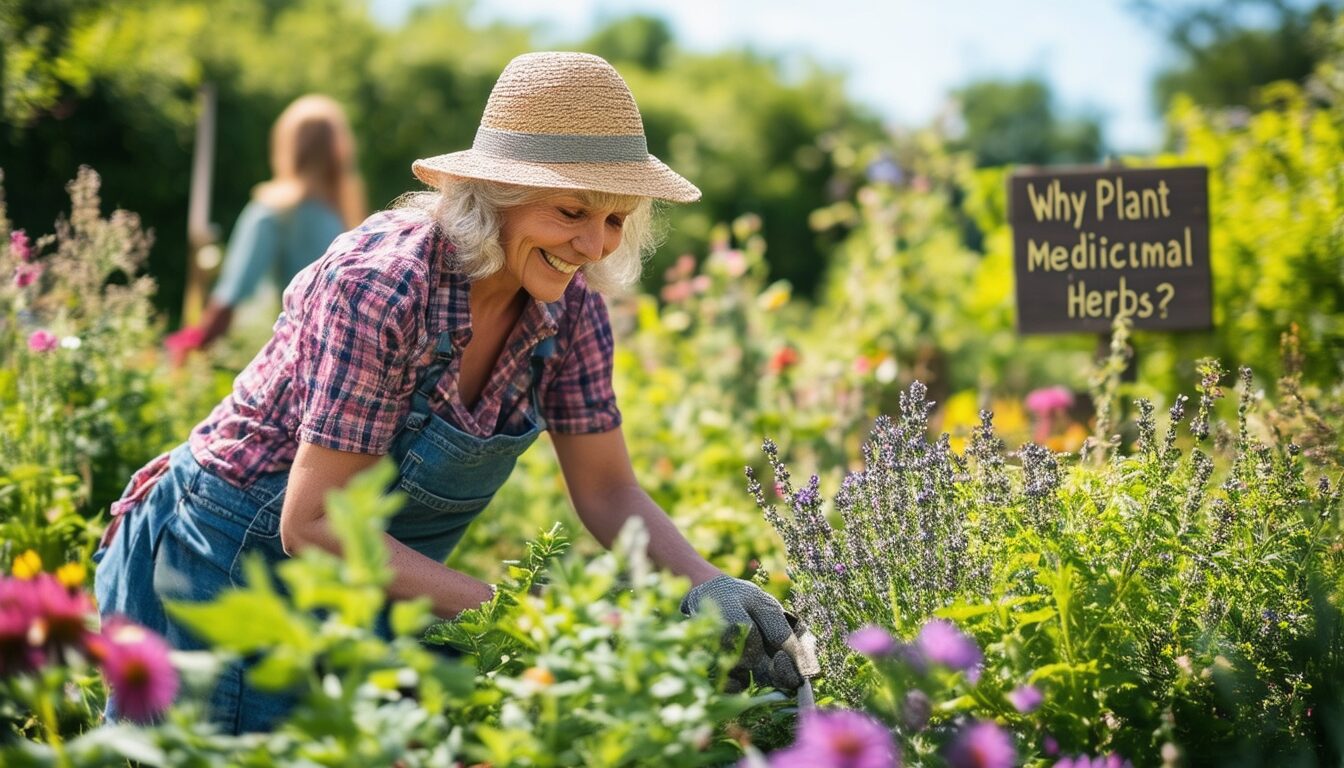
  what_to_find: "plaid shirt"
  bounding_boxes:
[112,208,620,514]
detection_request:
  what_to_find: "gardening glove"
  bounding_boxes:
[680,575,819,693]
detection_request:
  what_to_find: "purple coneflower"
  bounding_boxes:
[915,619,983,681]
[767,709,898,768]
[0,577,44,675]
[946,720,1016,768]
[30,573,94,649]
[1007,684,1043,713]
[846,625,898,657]
[94,618,179,723]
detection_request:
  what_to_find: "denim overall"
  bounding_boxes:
[94,330,554,733]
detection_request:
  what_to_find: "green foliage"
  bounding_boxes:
[1,1,876,319]
[1134,0,1339,113]
[757,345,1344,765]
[950,78,1103,167]
[0,167,226,571]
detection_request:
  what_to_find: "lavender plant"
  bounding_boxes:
[753,345,1344,765]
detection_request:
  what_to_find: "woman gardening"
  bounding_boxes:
[94,51,813,733]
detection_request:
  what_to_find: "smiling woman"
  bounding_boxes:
[93,51,817,734]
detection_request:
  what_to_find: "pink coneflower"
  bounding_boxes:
[946,720,1016,768]
[915,619,983,682]
[1007,684,1043,713]
[846,625,898,657]
[30,573,94,650]
[10,229,31,262]
[766,709,898,768]
[94,618,179,723]
[27,329,58,352]
[0,577,44,675]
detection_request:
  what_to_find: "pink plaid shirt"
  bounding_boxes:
[112,208,620,516]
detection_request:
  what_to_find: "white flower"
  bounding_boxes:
[60,335,81,349]
[875,357,898,384]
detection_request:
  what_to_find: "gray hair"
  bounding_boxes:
[398,178,660,295]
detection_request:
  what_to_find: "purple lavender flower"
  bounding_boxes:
[846,625,898,657]
[766,709,898,768]
[1006,684,1043,713]
[915,619,983,681]
[946,720,1016,768]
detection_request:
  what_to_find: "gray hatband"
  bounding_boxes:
[473,126,648,163]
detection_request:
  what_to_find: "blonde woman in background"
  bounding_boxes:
[167,94,366,359]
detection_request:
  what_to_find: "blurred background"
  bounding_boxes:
[1,1,1331,301]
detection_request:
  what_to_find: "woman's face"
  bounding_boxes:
[495,193,632,303]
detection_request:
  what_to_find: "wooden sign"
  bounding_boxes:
[1008,166,1211,334]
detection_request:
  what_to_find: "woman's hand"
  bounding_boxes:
[282,441,495,619]
[680,575,819,692]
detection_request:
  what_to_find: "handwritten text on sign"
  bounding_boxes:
[1008,166,1211,334]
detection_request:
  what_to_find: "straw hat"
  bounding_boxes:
[412,52,701,203]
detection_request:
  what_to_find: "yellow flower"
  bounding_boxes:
[12,549,42,580]
[56,561,87,589]
[756,281,792,312]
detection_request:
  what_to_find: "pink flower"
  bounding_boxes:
[1025,386,1074,418]
[721,249,748,277]
[27,330,58,352]
[846,625,898,657]
[915,619,983,682]
[29,573,94,650]
[661,280,693,303]
[0,577,44,675]
[13,262,41,288]
[946,720,1016,768]
[93,618,179,723]
[1007,684,1043,713]
[764,708,898,768]
[9,229,31,262]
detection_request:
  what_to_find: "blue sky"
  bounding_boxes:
[372,1,1187,152]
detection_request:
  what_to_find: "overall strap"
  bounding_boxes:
[404,331,456,433]
[528,336,556,429]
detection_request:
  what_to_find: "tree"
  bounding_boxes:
[949,78,1103,168]
[1133,0,1341,111]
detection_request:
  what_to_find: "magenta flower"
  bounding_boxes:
[10,229,31,262]
[846,625,898,657]
[30,573,94,649]
[0,577,44,675]
[1054,756,1133,768]
[915,619,983,681]
[1007,684,1043,713]
[94,618,179,723]
[765,709,898,768]
[1025,386,1074,416]
[27,329,58,352]
[13,262,41,288]
[946,720,1016,768]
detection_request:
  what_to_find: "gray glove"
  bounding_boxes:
[680,575,819,693]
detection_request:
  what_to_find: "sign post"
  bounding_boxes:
[1008,166,1212,339]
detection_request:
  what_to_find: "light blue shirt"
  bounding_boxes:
[210,199,345,307]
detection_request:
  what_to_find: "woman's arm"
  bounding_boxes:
[550,427,720,587]
[280,440,495,619]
